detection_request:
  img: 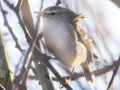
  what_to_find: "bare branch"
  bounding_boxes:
[21,0,55,89]
[111,0,120,7]
[21,2,46,81]
[71,60,119,80]
[0,3,22,52]
[16,0,23,11]
[107,56,120,90]
[21,58,32,85]
[35,0,43,33]
[3,0,32,43]
[28,60,120,82]
[56,0,61,6]
[28,75,37,80]
[3,0,46,89]
[31,65,38,77]
[42,58,73,90]
[38,31,43,40]
[0,22,13,90]
[0,84,5,90]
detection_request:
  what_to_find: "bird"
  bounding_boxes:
[40,6,98,83]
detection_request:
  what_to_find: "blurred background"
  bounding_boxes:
[0,0,120,90]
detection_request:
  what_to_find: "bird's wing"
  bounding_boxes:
[71,13,98,64]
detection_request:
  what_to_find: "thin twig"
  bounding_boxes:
[42,57,73,90]
[21,0,44,85]
[28,60,120,81]
[16,0,23,11]
[35,0,43,30]
[38,31,43,40]
[0,2,22,52]
[3,0,35,89]
[13,0,51,89]
[31,65,38,77]
[21,58,32,85]
[56,0,61,6]
[4,0,32,43]
[107,56,120,90]
[0,84,5,90]
[3,0,44,74]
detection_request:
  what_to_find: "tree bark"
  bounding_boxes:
[0,30,13,90]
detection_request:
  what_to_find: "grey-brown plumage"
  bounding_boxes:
[40,6,97,83]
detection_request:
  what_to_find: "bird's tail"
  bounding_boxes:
[81,64,95,83]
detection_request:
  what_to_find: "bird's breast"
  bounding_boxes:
[43,22,87,67]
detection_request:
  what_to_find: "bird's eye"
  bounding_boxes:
[50,12,55,16]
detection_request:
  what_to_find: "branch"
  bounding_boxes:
[21,0,55,90]
[31,65,38,77]
[0,84,5,90]
[3,0,32,43]
[107,56,120,90]
[2,0,37,89]
[0,27,13,90]
[111,0,120,7]
[16,0,23,11]
[21,58,32,85]
[28,60,120,82]
[36,56,73,90]
[0,3,22,52]
[38,31,43,40]
[70,60,120,80]
[56,0,61,6]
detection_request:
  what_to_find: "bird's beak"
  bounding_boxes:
[34,11,44,17]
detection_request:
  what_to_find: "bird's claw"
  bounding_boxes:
[59,78,70,89]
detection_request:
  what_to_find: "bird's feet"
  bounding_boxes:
[59,78,71,89]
